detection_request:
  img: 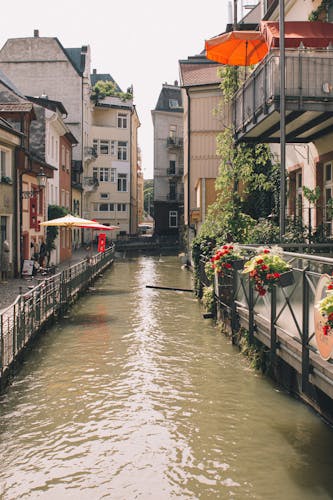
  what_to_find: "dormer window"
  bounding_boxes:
[169,99,179,109]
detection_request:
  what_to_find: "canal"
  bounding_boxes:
[1,255,333,499]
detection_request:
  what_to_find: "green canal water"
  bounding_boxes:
[1,255,333,499]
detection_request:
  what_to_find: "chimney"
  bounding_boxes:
[93,69,97,74]
[34,29,39,38]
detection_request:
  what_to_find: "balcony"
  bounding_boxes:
[166,137,183,149]
[167,167,184,177]
[155,193,184,203]
[232,49,333,144]
[84,147,98,162]
[83,176,99,192]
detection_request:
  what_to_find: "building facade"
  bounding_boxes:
[151,82,184,239]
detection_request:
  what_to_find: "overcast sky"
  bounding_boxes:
[0,0,229,179]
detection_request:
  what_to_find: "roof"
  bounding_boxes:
[64,48,86,75]
[179,55,222,87]
[26,95,68,116]
[0,116,23,136]
[154,85,183,112]
[0,102,34,112]
[95,95,133,110]
[90,72,123,92]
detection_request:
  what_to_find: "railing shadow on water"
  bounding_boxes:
[198,245,333,423]
[0,247,115,390]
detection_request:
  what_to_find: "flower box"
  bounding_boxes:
[231,259,244,270]
[277,270,294,288]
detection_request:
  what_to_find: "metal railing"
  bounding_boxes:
[233,49,333,132]
[0,248,114,385]
[198,246,333,405]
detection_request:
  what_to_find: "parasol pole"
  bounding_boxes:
[279,0,286,239]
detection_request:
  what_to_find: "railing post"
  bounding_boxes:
[231,269,239,344]
[270,286,277,366]
[248,278,254,345]
[301,267,310,393]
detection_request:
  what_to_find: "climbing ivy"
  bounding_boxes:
[308,0,333,20]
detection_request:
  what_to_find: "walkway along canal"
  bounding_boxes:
[1,255,333,498]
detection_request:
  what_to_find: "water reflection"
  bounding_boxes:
[0,255,333,499]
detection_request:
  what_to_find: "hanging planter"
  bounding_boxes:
[208,243,245,276]
[243,247,294,296]
[316,276,333,336]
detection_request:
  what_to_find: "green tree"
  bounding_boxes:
[91,80,133,103]
[45,205,68,265]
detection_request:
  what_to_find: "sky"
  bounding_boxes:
[0,0,229,179]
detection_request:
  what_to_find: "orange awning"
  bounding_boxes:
[261,21,333,49]
[205,30,268,66]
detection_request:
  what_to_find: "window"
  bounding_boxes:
[169,182,176,200]
[117,203,127,212]
[118,141,128,161]
[118,113,128,128]
[296,171,303,219]
[93,167,117,182]
[169,160,176,175]
[94,203,115,212]
[100,140,110,155]
[111,141,115,156]
[117,173,127,192]
[169,125,176,139]
[0,148,9,179]
[169,99,179,109]
[100,193,109,199]
[169,210,178,228]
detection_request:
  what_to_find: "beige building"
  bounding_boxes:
[87,72,141,239]
[179,55,223,245]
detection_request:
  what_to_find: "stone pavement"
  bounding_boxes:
[0,248,90,312]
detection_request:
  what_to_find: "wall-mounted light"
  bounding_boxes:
[21,167,47,198]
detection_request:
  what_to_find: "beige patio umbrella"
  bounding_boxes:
[40,214,100,228]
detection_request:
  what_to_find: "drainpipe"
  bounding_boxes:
[130,109,133,235]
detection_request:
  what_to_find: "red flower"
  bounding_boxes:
[323,325,330,336]
[225,263,232,269]
[273,272,281,278]
[263,249,270,254]
[328,284,333,290]
[256,258,264,264]
[261,264,269,271]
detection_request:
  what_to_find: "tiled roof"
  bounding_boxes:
[179,60,223,87]
[0,102,34,112]
[95,95,133,109]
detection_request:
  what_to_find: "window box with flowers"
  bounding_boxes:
[242,247,294,296]
[316,276,333,336]
[208,244,245,276]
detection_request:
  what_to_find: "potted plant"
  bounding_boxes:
[209,243,245,276]
[242,246,294,296]
[316,276,333,336]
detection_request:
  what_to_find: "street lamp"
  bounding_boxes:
[21,167,47,198]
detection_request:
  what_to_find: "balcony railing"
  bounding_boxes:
[166,137,183,149]
[84,147,98,160]
[167,167,184,177]
[232,49,333,138]
[83,176,99,191]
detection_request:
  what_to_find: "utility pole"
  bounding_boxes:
[279,0,286,239]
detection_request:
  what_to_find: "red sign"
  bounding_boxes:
[97,233,106,253]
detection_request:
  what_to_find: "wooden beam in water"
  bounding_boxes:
[146,285,193,293]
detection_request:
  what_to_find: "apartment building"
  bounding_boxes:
[151,82,184,239]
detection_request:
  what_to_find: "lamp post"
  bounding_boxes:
[279,0,286,240]
[21,167,47,198]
